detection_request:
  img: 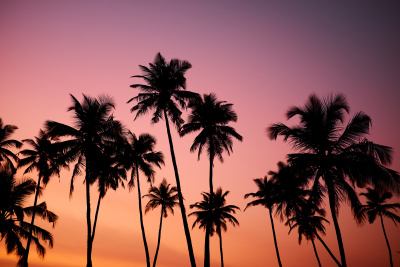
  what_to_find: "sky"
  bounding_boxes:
[1,1,400,267]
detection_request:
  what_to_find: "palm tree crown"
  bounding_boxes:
[0,118,22,173]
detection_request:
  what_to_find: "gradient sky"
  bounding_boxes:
[1,1,400,267]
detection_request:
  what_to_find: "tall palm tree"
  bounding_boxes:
[45,94,124,267]
[212,188,239,267]
[0,118,22,173]
[244,176,283,267]
[143,178,178,267]
[18,129,67,266]
[357,187,400,267]
[267,93,400,267]
[128,52,200,267]
[0,163,57,267]
[180,93,242,197]
[124,132,164,267]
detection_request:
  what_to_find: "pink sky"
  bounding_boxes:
[1,1,400,267]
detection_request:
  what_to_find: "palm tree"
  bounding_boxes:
[0,118,22,173]
[357,187,400,267]
[143,178,178,267]
[18,129,67,266]
[267,93,400,267]
[128,52,200,267]
[45,94,124,267]
[212,188,240,267]
[180,93,242,197]
[124,132,164,267]
[0,163,57,267]
[244,176,283,267]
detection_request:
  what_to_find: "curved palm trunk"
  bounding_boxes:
[164,110,196,267]
[380,214,393,267]
[153,209,164,267]
[23,175,42,267]
[311,238,322,267]
[204,224,211,267]
[86,168,93,267]
[314,232,341,267]
[218,229,224,267]
[136,167,151,267]
[268,209,282,267]
[326,183,347,267]
[91,193,102,244]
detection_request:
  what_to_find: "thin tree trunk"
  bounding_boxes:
[153,209,164,267]
[269,209,282,267]
[91,192,102,243]
[311,238,322,267]
[209,138,214,198]
[84,166,93,267]
[315,232,341,267]
[380,214,393,267]
[23,175,42,267]
[327,183,347,267]
[163,110,196,267]
[218,229,224,267]
[136,166,151,267]
[204,225,211,267]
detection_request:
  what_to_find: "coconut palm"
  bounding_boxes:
[0,163,57,267]
[180,93,242,197]
[124,132,164,267]
[45,94,123,267]
[267,93,400,267]
[143,178,178,267]
[128,52,200,267]
[212,188,240,267]
[244,176,283,267]
[18,129,67,266]
[0,118,22,173]
[357,187,400,267]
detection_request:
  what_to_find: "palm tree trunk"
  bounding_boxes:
[314,232,341,267]
[204,225,211,267]
[91,192,102,244]
[23,175,42,267]
[326,183,346,267]
[268,209,282,267]
[153,209,164,267]
[311,238,322,267]
[380,214,393,267]
[209,138,214,197]
[218,229,224,267]
[86,168,93,267]
[136,167,151,267]
[163,110,196,267]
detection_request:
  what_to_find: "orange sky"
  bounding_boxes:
[1,1,400,267]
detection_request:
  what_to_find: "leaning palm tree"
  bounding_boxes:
[180,93,242,197]
[268,93,400,267]
[244,176,283,267]
[143,178,178,267]
[0,118,22,173]
[18,129,67,266]
[357,187,400,267]
[124,132,164,267]
[128,52,200,267]
[45,94,124,267]
[212,188,240,267]
[0,163,57,267]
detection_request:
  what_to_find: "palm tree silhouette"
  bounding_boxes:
[267,93,400,267]
[124,132,164,267]
[286,203,342,267]
[0,163,57,267]
[143,178,178,267]
[244,176,283,267]
[128,52,200,267]
[18,129,67,266]
[0,118,22,173]
[180,93,242,198]
[357,187,400,267]
[45,94,123,267]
